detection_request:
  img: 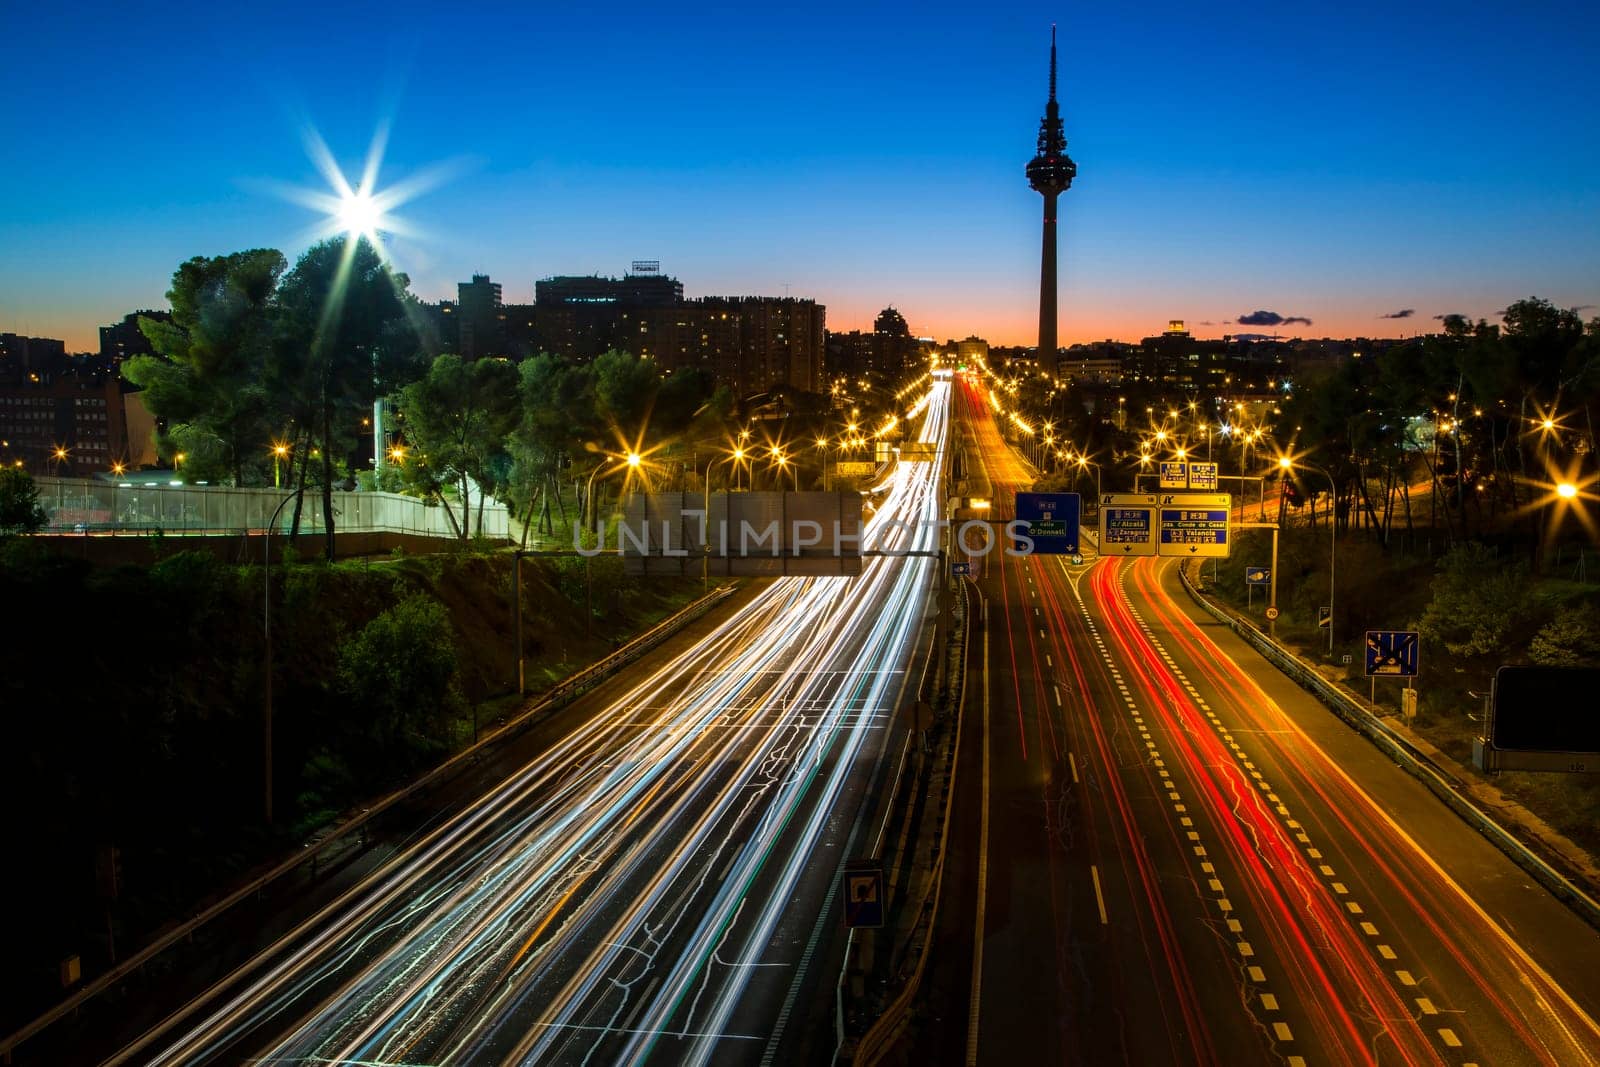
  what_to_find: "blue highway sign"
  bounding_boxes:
[1364,630,1420,678]
[1246,566,1270,586]
[841,863,885,928]
[1157,495,1232,558]
[951,560,971,576]
[1015,492,1081,555]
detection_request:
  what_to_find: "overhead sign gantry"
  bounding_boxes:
[1098,492,1233,559]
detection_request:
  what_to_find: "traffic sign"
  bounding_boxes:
[1245,566,1270,586]
[1014,492,1080,555]
[1070,553,1084,565]
[1317,605,1332,628]
[841,862,885,928]
[1364,630,1420,677]
[951,560,971,576]
[1188,461,1219,491]
[1099,493,1158,556]
[1157,493,1232,558]
[1265,605,1280,621]
[1159,461,1189,489]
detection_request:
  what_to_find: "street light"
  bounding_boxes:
[271,441,291,487]
[261,489,299,824]
[1280,455,1337,654]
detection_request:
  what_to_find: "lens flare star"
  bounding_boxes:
[259,122,464,260]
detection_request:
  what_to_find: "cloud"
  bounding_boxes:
[1379,308,1415,319]
[1197,320,1218,326]
[1235,309,1313,328]
[1574,304,1596,313]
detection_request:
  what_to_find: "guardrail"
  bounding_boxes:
[836,577,975,1063]
[0,581,738,1062]
[1176,562,1600,932]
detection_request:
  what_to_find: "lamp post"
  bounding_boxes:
[262,489,298,825]
[582,453,639,637]
[272,442,289,488]
[1281,456,1337,655]
[1077,455,1101,500]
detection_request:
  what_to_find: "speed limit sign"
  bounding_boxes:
[1265,606,1280,621]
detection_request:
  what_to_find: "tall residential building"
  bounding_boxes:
[534,272,685,360]
[1025,26,1076,369]
[621,296,825,397]
[0,375,131,476]
[98,310,171,368]
[0,333,68,386]
[457,274,504,359]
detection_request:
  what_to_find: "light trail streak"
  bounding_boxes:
[118,386,952,1066]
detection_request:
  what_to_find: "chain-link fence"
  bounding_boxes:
[33,477,508,539]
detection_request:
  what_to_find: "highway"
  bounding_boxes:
[913,375,1600,1065]
[107,381,951,1066]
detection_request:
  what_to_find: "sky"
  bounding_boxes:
[3,1,1597,352]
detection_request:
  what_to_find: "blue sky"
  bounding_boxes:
[3,1,1596,350]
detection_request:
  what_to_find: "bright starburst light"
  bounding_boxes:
[262,122,463,258]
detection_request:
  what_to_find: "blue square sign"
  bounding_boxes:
[1364,630,1420,677]
[1014,492,1081,555]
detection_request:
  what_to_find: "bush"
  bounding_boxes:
[0,466,47,534]
[335,593,464,778]
[1417,542,1542,658]
[1529,601,1600,666]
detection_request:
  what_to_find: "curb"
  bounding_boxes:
[838,577,975,1064]
[1177,563,1600,933]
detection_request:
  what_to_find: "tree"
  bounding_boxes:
[0,467,47,534]
[509,354,599,538]
[1529,602,1600,667]
[1416,542,1541,658]
[275,237,425,559]
[122,250,286,485]
[335,594,463,776]
[396,354,520,538]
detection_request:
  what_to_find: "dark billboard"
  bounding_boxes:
[1490,666,1600,753]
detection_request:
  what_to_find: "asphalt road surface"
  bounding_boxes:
[912,373,1600,1065]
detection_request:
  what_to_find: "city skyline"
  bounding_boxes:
[4,2,1598,353]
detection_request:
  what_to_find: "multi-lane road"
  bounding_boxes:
[914,375,1600,1065]
[103,383,952,1066]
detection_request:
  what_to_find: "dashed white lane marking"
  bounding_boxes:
[1105,566,1476,1063]
[1090,864,1109,924]
[1070,594,1292,1055]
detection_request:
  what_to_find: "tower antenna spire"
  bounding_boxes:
[1049,24,1057,101]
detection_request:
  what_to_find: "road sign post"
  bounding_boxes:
[1099,494,1159,556]
[1015,492,1081,555]
[1156,493,1232,558]
[841,861,885,929]
[1364,629,1420,705]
